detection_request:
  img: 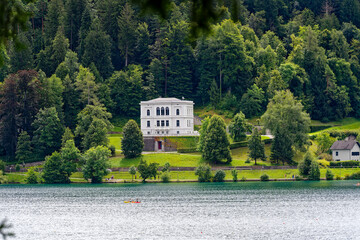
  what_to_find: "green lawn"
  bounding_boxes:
[310,118,360,135]
[108,135,122,150]
[6,167,360,183]
[69,168,360,182]
[109,153,203,168]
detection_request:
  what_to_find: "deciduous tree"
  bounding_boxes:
[122,120,144,158]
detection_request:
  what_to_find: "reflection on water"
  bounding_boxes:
[0,181,359,239]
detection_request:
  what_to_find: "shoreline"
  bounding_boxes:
[4,178,351,184]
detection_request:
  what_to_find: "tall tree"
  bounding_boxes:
[75,105,113,151]
[15,131,32,163]
[117,2,137,67]
[262,90,311,161]
[107,65,143,116]
[0,76,19,160]
[32,107,64,160]
[44,0,64,43]
[64,0,86,50]
[82,19,113,79]
[229,112,251,142]
[167,21,194,99]
[248,128,265,165]
[75,66,99,106]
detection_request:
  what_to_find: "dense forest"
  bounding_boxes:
[1,0,360,161]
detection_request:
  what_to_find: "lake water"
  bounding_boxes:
[1,181,360,239]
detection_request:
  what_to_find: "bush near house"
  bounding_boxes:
[330,161,360,167]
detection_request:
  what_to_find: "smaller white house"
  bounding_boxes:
[330,136,360,161]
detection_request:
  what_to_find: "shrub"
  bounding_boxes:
[335,175,342,180]
[260,173,269,181]
[318,153,332,162]
[298,152,313,177]
[326,169,334,180]
[310,125,331,133]
[195,164,212,182]
[161,171,171,183]
[109,145,116,157]
[162,162,170,172]
[26,168,38,184]
[15,164,21,172]
[213,170,226,182]
[317,159,330,167]
[231,169,238,182]
[245,158,251,164]
[309,160,320,180]
[240,176,246,181]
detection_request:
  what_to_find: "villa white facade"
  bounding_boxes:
[140,97,198,136]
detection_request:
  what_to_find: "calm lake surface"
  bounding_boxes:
[1,181,360,239]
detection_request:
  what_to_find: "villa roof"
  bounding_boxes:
[140,97,193,104]
[330,139,360,150]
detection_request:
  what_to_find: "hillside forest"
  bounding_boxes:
[1,0,360,162]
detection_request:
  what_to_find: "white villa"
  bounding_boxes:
[330,136,360,161]
[140,97,198,137]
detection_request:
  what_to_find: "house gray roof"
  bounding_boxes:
[140,97,193,104]
[330,140,360,150]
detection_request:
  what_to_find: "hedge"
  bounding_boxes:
[177,148,198,153]
[330,160,360,167]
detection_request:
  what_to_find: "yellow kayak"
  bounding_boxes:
[124,201,130,203]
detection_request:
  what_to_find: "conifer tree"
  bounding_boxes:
[229,112,251,142]
[118,2,137,67]
[61,127,74,147]
[32,107,64,160]
[202,115,232,164]
[121,120,144,158]
[82,19,113,79]
[15,131,32,164]
[248,128,265,165]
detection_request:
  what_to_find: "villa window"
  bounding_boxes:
[161,107,165,115]
[352,152,360,156]
[187,120,190,127]
[147,131,150,135]
[336,152,338,156]
[166,120,169,127]
[177,131,179,134]
[161,120,165,127]
[165,107,169,115]
[147,109,150,116]
[176,109,180,115]
[157,120,160,127]
[147,121,150,127]
[176,120,180,127]
[156,107,160,115]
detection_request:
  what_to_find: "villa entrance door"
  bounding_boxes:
[158,141,162,150]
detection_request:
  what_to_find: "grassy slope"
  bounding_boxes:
[310,118,360,135]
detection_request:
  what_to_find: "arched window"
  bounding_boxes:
[165,107,169,115]
[156,107,160,115]
[147,109,150,116]
[176,109,180,115]
[161,107,165,115]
